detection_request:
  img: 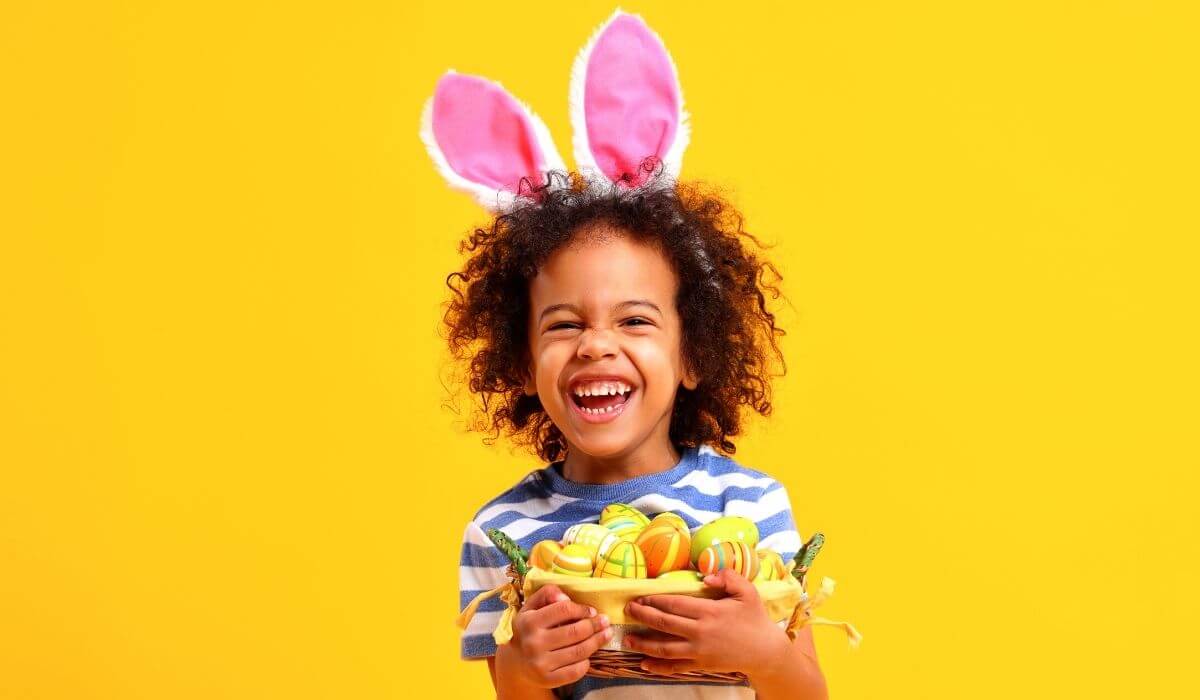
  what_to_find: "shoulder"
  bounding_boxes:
[460,463,583,552]
[671,444,788,504]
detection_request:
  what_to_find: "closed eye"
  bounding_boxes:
[547,318,652,331]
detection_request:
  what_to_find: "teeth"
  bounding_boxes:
[573,380,631,397]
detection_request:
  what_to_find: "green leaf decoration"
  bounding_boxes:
[486,527,529,577]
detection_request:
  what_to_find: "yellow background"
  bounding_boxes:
[2,1,1197,697]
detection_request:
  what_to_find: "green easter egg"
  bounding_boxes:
[689,516,760,564]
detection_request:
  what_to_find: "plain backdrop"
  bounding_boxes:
[2,1,1197,698]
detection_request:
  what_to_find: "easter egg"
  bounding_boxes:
[650,511,689,534]
[696,541,760,580]
[690,516,760,564]
[753,549,788,582]
[527,540,562,570]
[600,503,651,527]
[635,515,692,577]
[551,543,595,577]
[600,504,651,542]
[561,523,619,563]
[593,540,647,579]
[656,569,704,582]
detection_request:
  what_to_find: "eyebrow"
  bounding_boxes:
[538,299,663,323]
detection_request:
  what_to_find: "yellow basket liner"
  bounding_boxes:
[457,568,862,649]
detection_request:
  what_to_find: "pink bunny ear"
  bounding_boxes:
[569,9,691,188]
[420,71,566,211]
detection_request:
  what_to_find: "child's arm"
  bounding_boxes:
[624,568,828,699]
[743,624,828,700]
[485,583,612,698]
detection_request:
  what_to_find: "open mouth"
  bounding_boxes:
[569,387,635,417]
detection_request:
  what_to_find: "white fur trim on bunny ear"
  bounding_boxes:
[569,8,691,187]
[420,70,567,212]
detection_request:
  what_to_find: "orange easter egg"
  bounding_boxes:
[636,515,692,577]
[696,541,760,580]
[527,540,562,570]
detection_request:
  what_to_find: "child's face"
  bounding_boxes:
[525,228,698,460]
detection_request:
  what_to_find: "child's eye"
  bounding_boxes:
[548,323,578,331]
[624,318,650,327]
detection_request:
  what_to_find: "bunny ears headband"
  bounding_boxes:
[420,8,690,212]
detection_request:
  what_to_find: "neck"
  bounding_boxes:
[561,436,682,485]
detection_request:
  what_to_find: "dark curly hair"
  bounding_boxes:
[439,167,788,464]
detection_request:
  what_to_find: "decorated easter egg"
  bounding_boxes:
[650,511,689,534]
[696,541,760,580]
[561,523,619,563]
[690,516,760,563]
[656,569,704,582]
[593,540,647,579]
[636,515,692,577]
[551,543,595,577]
[600,503,651,542]
[600,503,651,527]
[527,540,562,570]
[753,549,788,582]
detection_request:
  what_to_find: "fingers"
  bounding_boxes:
[636,593,712,619]
[542,659,591,687]
[703,568,756,599]
[543,612,609,650]
[626,599,698,638]
[534,597,597,629]
[624,631,693,659]
[524,584,566,611]
[543,621,612,672]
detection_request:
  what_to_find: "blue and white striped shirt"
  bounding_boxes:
[457,444,803,699]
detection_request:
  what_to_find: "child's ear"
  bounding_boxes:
[523,363,537,396]
[682,363,700,391]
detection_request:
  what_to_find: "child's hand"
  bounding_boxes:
[623,568,792,677]
[496,583,613,688]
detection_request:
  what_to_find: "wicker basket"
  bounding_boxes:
[458,529,862,683]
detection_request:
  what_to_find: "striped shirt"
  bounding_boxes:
[457,444,803,699]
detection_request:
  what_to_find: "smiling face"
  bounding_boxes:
[524,226,698,463]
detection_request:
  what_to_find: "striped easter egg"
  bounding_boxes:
[635,515,692,577]
[593,540,647,579]
[650,511,689,534]
[696,541,760,580]
[561,523,619,564]
[550,543,595,577]
[527,540,562,570]
[602,515,648,542]
[656,569,704,582]
[599,504,650,541]
[600,503,651,527]
[753,549,787,582]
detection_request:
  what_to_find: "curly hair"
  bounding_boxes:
[439,167,788,464]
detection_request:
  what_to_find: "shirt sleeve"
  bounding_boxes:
[458,520,513,660]
[752,482,803,569]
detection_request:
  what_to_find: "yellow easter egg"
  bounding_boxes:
[600,503,651,527]
[635,516,692,577]
[656,569,704,582]
[696,541,760,580]
[562,523,619,563]
[755,549,788,582]
[551,543,595,577]
[527,540,562,570]
[593,540,647,579]
[600,504,651,542]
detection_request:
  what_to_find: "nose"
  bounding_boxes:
[577,327,618,361]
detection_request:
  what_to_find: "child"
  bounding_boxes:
[425,10,827,699]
